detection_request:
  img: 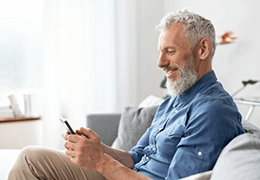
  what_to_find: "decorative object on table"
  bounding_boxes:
[218,31,237,45]
[24,92,42,118]
[0,106,14,118]
[1,91,43,119]
[8,94,22,117]
[160,76,171,99]
[160,76,167,89]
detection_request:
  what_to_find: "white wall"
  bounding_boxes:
[164,0,260,127]
[135,0,166,103]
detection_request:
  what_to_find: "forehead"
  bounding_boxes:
[158,23,189,49]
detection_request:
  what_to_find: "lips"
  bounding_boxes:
[164,67,178,78]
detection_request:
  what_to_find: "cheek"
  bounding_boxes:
[183,53,193,64]
[172,53,191,68]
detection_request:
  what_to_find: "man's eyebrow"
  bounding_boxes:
[158,46,177,51]
[165,46,176,49]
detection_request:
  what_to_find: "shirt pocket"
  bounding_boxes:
[156,123,185,159]
[166,120,185,137]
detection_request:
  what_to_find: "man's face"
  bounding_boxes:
[157,23,198,96]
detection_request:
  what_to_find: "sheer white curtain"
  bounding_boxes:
[42,0,139,148]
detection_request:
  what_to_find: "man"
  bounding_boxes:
[8,9,245,180]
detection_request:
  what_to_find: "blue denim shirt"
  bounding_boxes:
[129,71,245,179]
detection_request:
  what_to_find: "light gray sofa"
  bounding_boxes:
[86,106,260,180]
[87,113,121,146]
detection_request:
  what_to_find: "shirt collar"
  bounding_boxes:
[173,71,217,106]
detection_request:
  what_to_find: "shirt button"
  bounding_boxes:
[152,147,156,151]
[159,128,162,131]
[174,110,178,113]
[146,157,150,160]
[198,151,202,156]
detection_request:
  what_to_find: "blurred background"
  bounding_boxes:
[0,0,260,149]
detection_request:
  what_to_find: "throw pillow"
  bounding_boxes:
[180,170,212,180]
[210,121,260,180]
[111,105,159,151]
[139,95,164,107]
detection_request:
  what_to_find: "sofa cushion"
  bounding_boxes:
[111,106,159,151]
[138,95,164,107]
[210,121,260,180]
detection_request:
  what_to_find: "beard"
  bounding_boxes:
[166,59,198,96]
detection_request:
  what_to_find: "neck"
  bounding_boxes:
[197,58,212,80]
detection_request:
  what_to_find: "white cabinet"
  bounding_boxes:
[0,118,42,149]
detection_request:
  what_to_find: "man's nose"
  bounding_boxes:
[157,53,169,68]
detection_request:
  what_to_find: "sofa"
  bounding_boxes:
[87,104,260,180]
[1,95,260,180]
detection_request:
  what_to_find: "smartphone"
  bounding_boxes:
[59,117,75,134]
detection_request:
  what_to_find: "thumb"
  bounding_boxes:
[80,127,99,140]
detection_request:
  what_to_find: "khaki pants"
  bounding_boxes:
[8,146,107,180]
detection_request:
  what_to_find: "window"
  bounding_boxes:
[0,0,43,103]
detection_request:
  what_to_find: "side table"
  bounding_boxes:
[0,117,42,149]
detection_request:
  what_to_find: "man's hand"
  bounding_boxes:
[64,127,105,170]
[63,128,151,180]
[61,129,84,140]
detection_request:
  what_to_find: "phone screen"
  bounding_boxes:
[59,117,75,134]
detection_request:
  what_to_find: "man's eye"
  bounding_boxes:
[168,50,175,54]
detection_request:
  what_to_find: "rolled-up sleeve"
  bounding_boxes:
[129,127,152,164]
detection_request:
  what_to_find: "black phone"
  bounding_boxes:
[59,117,75,134]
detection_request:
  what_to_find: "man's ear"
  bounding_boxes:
[198,38,211,60]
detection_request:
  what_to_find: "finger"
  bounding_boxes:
[64,141,76,150]
[75,129,83,136]
[61,131,69,140]
[65,148,75,158]
[76,129,90,139]
[67,134,83,143]
[80,127,99,140]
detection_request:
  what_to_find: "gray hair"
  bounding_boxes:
[156,9,216,57]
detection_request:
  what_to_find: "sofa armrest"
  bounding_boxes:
[0,149,21,180]
[86,113,121,146]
